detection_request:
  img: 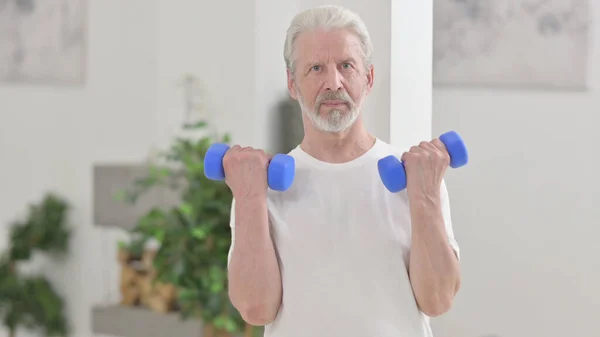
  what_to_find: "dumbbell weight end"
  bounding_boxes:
[378,156,406,193]
[204,143,231,181]
[439,131,468,168]
[268,154,296,191]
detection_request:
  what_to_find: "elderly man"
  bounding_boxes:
[223,5,461,337]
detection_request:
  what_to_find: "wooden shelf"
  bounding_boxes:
[91,305,204,337]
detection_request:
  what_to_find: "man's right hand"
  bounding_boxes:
[222,145,272,199]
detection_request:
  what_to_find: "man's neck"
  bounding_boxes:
[300,118,376,164]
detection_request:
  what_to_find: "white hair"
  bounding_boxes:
[283,5,373,75]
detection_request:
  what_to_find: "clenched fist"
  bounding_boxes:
[401,139,450,202]
[222,145,273,199]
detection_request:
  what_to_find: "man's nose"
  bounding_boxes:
[324,68,343,91]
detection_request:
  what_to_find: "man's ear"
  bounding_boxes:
[287,69,298,100]
[365,64,374,94]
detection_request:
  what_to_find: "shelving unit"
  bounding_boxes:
[91,305,204,337]
[92,164,194,336]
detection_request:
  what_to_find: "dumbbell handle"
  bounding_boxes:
[204,143,295,192]
[378,131,468,193]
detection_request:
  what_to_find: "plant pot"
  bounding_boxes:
[118,247,178,312]
[118,248,141,306]
[202,324,234,337]
[199,322,257,337]
[139,271,177,313]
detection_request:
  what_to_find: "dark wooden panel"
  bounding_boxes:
[93,164,181,230]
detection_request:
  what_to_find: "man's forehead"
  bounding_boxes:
[295,29,362,62]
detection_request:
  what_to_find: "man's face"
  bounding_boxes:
[287,28,374,133]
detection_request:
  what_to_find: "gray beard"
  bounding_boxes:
[296,90,362,133]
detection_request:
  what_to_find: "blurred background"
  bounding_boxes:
[0,1,597,337]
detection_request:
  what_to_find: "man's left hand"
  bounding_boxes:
[401,139,450,203]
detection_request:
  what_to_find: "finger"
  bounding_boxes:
[409,145,423,154]
[430,139,451,164]
[418,141,436,151]
[259,149,273,161]
[401,151,413,162]
[431,139,447,153]
[228,145,242,155]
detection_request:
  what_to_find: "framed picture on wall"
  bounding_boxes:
[433,0,590,90]
[0,0,86,85]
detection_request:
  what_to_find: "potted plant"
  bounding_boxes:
[118,121,260,337]
[0,193,71,337]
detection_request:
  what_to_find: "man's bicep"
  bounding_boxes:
[440,179,460,260]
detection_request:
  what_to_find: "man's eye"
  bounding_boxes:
[312,65,321,71]
[342,63,351,69]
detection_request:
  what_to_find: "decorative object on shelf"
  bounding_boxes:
[116,120,260,337]
[433,0,590,90]
[138,249,178,313]
[0,193,71,337]
[0,0,86,84]
[117,242,177,313]
[176,73,206,128]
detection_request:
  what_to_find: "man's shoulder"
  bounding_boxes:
[368,138,404,159]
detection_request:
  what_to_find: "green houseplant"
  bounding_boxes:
[118,121,260,337]
[0,193,71,337]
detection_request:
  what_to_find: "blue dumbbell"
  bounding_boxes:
[204,143,295,191]
[377,131,468,193]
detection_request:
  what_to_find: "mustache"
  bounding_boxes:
[315,91,354,108]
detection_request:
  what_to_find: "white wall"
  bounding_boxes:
[0,1,158,337]
[431,4,600,337]
[154,0,257,149]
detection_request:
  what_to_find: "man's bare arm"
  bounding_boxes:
[228,196,282,326]
[408,196,460,317]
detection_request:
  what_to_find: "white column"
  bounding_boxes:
[389,0,433,150]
